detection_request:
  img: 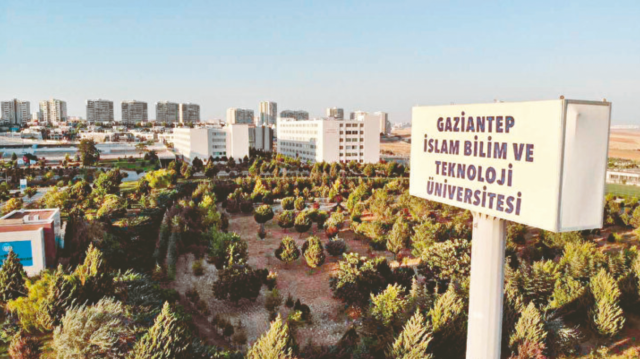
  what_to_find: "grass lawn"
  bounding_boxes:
[99,159,158,172]
[606,183,640,198]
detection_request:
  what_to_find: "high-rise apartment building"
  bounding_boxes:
[227,108,255,125]
[179,103,200,124]
[121,100,148,124]
[39,99,67,125]
[280,110,309,121]
[86,99,114,123]
[374,111,391,135]
[1,99,30,125]
[277,115,380,164]
[249,125,274,152]
[259,101,277,126]
[326,107,344,120]
[350,110,368,120]
[156,101,180,123]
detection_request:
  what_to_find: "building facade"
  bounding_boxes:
[156,101,179,123]
[227,108,254,124]
[1,99,30,125]
[173,124,250,163]
[0,209,63,276]
[122,100,148,124]
[277,116,380,164]
[373,111,390,135]
[259,101,277,126]
[280,110,309,121]
[86,99,114,123]
[326,107,344,120]
[250,125,274,152]
[39,99,67,125]
[179,103,200,124]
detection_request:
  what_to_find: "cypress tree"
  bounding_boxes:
[387,310,433,359]
[0,249,27,303]
[128,302,192,359]
[246,314,295,359]
[590,269,625,337]
[275,236,300,265]
[509,302,547,352]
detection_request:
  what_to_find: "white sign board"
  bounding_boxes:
[410,99,611,232]
[20,179,27,192]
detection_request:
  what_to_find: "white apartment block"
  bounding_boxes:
[121,100,148,124]
[179,103,200,124]
[1,99,30,125]
[373,111,390,135]
[277,117,380,164]
[350,110,368,120]
[280,110,309,121]
[86,99,114,123]
[39,99,67,125]
[259,101,277,126]
[156,101,179,123]
[227,108,255,125]
[326,107,344,120]
[173,124,249,163]
[249,125,274,152]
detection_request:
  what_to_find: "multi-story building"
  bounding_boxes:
[259,101,277,126]
[39,99,67,125]
[277,116,380,164]
[226,108,255,125]
[374,111,390,135]
[326,107,344,120]
[350,110,368,120]
[1,99,30,125]
[179,103,200,124]
[249,125,274,152]
[156,101,180,123]
[280,110,309,121]
[86,99,114,123]
[0,209,63,276]
[121,100,148,124]
[173,124,250,163]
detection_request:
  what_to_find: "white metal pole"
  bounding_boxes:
[466,212,507,359]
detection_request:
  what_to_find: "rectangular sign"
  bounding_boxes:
[410,99,611,232]
[1,241,34,267]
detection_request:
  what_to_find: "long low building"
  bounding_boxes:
[277,115,380,163]
[173,124,250,162]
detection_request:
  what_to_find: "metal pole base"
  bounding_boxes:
[466,212,507,359]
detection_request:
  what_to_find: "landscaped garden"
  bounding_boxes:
[1,149,640,358]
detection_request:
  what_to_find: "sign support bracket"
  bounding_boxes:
[466,212,507,359]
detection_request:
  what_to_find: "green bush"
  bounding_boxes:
[326,237,347,256]
[275,236,300,265]
[302,236,325,268]
[277,210,295,231]
[281,197,295,210]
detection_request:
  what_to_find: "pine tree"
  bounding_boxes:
[387,310,433,359]
[73,244,113,304]
[128,302,192,359]
[369,283,408,327]
[0,249,27,303]
[42,265,81,328]
[427,286,466,358]
[246,315,295,359]
[303,236,325,268]
[387,216,409,259]
[509,302,547,352]
[590,269,625,337]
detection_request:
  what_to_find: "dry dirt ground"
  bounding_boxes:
[170,211,414,350]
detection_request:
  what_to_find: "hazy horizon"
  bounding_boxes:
[1,0,639,124]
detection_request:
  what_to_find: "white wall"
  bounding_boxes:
[0,229,45,276]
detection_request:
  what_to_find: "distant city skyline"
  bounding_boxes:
[1,1,638,124]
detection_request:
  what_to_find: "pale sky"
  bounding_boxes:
[1,0,639,124]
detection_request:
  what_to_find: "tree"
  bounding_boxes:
[191,156,204,173]
[254,205,274,238]
[93,169,123,196]
[281,197,295,210]
[207,229,249,270]
[387,216,410,259]
[11,152,17,162]
[0,249,27,303]
[77,139,100,166]
[73,244,113,305]
[8,332,41,359]
[387,310,433,359]
[590,269,625,337]
[128,302,192,359]
[294,211,312,236]
[212,263,264,303]
[277,210,295,232]
[2,198,23,215]
[204,161,219,179]
[275,236,300,266]
[294,197,305,211]
[303,236,325,268]
[247,315,295,359]
[363,164,375,177]
[53,298,136,358]
[509,302,548,352]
